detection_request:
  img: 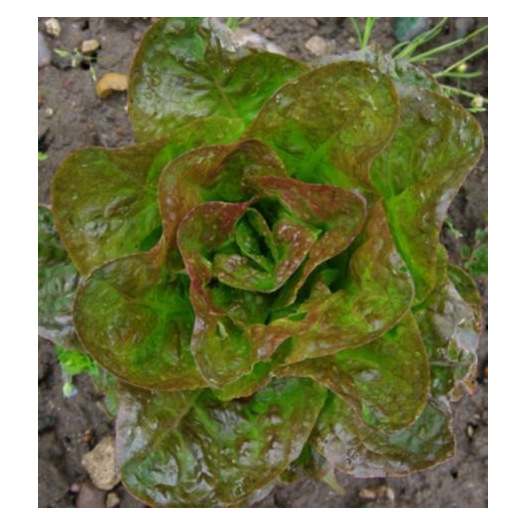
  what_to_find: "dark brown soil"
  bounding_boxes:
[38,17,488,508]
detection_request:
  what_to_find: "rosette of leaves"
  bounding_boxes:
[38,18,484,507]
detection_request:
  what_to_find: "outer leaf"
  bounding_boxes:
[278,313,430,432]
[128,17,307,141]
[247,61,399,194]
[116,378,327,507]
[285,201,414,363]
[310,393,454,478]
[414,252,482,400]
[371,86,484,302]
[38,205,82,350]
[315,47,441,93]
[74,247,206,391]
[52,118,244,276]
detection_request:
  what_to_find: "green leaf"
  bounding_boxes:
[38,205,82,350]
[310,393,454,477]
[52,118,244,276]
[117,378,327,507]
[158,139,288,253]
[55,345,99,378]
[278,313,430,431]
[370,85,484,302]
[414,254,482,400]
[247,61,399,194]
[284,201,414,363]
[315,47,442,93]
[128,17,307,142]
[74,247,207,391]
[465,244,488,277]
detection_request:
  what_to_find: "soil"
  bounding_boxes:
[38,17,488,508]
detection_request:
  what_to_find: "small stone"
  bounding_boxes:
[233,29,285,55]
[304,35,335,57]
[466,423,476,439]
[70,482,82,493]
[133,30,143,42]
[81,436,120,490]
[359,485,395,502]
[305,18,319,28]
[38,32,51,68]
[44,18,61,38]
[76,481,106,508]
[81,39,100,55]
[348,36,357,46]
[45,107,54,118]
[95,72,129,99]
[262,28,274,39]
[106,491,120,508]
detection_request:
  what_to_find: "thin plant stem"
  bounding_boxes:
[410,24,488,62]
[434,45,488,77]
[361,18,377,49]
[394,18,448,60]
[439,71,483,79]
[440,84,488,103]
[390,41,408,56]
[349,17,363,48]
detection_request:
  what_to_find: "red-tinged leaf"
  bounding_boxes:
[52,117,244,276]
[74,246,206,391]
[278,313,430,431]
[310,393,454,478]
[129,18,307,141]
[247,176,366,305]
[315,47,442,93]
[117,378,327,507]
[371,86,484,302]
[413,250,482,400]
[285,201,414,363]
[158,140,288,252]
[247,61,399,195]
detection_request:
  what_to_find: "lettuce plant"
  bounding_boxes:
[38,18,484,507]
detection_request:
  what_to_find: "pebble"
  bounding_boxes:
[76,481,106,508]
[133,30,143,42]
[45,107,54,118]
[44,18,61,38]
[106,491,120,508]
[466,423,476,439]
[70,482,82,493]
[95,72,129,99]
[305,18,319,28]
[81,39,100,55]
[359,485,395,502]
[38,32,51,68]
[233,29,285,55]
[305,35,335,57]
[81,436,120,490]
